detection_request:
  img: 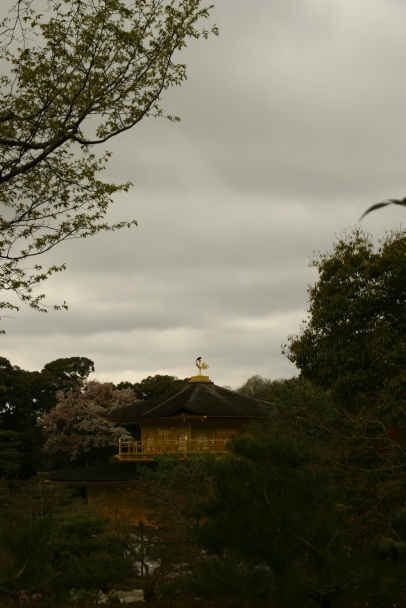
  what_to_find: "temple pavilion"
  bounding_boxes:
[44,361,269,523]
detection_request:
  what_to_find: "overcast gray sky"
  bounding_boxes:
[2,0,406,388]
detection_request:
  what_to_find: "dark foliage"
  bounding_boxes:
[284,228,406,419]
[117,375,189,401]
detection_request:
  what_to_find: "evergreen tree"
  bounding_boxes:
[190,432,406,608]
[0,510,136,601]
[0,429,21,475]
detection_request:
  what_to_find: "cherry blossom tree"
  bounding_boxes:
[40,380,137,461]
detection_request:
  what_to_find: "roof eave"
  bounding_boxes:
[103,412,267,423]
[44,478,138,485]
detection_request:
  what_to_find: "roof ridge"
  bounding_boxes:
[204,383,247,416]
[141,383,192,417]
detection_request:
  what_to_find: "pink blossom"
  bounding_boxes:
[40,380,137,460]
[19,591,29,604]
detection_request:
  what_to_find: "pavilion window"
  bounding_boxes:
[196,433,209,451]
[217,429,236,441]
[146,434,154,453]
[158,429,172,452]
[178,433,187,452]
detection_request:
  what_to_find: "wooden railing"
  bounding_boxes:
[118,438,230,458]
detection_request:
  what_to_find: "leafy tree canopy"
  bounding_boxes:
[0,355,95,431]
[284,228,406,422]
[235,374,274,400]
[0,0,217,314]
[117,374,189,401]
[0,356,38,430]
[42,356,94,394]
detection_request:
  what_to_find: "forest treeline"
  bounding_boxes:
[0,356,190,474]
[3,228,406,606]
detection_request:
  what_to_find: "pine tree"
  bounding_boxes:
[191,431,406,608]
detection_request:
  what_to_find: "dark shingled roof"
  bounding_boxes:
[42,462,153,483]
[103,382,269,422]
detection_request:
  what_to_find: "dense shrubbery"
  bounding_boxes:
[0,480,138,603]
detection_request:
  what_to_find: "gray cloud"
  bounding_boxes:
[2,0,406,387]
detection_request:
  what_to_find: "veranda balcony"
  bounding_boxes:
[118,438,231,460]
